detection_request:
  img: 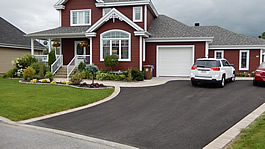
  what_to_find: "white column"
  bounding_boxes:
[48,38,52,53]
[59,38,62,55]
[205,41,209,58]
[90,37,93,64]
[143,38,146,62]
[31,38,34,55]
[59,10,62,27]
[139,36,143,71]
[144,5,147,31]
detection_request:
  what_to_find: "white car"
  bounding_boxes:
[190,58,235,87]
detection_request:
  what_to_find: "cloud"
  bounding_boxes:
[0,0,264,37]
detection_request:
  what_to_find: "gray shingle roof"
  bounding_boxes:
[27,26,90,37]
[148,15,209,38]
[0,17,44,50]
[193,26,265,45]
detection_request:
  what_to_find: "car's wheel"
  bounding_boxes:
[230,73,236,82]
[218,76,225,88]
[253,80,258,86]
[191,80,197,86]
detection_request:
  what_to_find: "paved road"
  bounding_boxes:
[0,122,116,149]
[30,81,265,149]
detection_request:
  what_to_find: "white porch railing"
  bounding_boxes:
[51,55,63,75]
[67,55,90,79]
[34,55,48,65]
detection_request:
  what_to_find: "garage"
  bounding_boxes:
[157,45,194,77]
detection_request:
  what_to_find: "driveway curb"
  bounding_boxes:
[19,85,120,123]
[203,103,265,149]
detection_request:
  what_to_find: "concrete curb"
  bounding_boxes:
[19,85,120,124]
[203,103,265,149]
[0,117,138,149]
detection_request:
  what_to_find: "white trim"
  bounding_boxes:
[144,5,147,31]
[31,38,34,55]
[239,50,249,71]
[74,41,86,56]
[210,45,265,49]
[0,43,44,50]
[48,38,51,53]
[134,31,150,37]
[90,37,93,64]
[146,37,214,42]
[156,45,195,77]
[100,29,131,62]
[260,49,263,64]
[133,6,143,22]
[214,50,224,59]
[70,9,91,26]
[26,33,86,38]
[263,52,265,63]
[205,41,209,58]
[59,10,62,27]
[86,8,144,34]
[143,38,146,62]
[139,36,143,71]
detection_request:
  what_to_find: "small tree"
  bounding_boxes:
[104,55,119,72]
[261,32,265,39]
[86,64,99,84]
[48,51,56,70]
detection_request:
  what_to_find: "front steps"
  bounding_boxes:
[54,66,76,78]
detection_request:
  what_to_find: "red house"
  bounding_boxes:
[27,0,265,78]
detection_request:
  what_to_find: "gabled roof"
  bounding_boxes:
[147,15,213,41]
[26,26,90,38]
[0,17,44,50]
[193,26,265,46]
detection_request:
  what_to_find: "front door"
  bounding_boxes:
[75,41,90,65]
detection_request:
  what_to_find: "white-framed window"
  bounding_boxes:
[239,50,249,70]
[133,6,143,22]
[70,9,91,26]
[100,30,131,61]
[214,50,224,59]
[102,8,112,16]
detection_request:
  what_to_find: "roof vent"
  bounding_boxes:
[195,23,200,26]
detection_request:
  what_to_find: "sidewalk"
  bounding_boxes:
[55,77,253,87]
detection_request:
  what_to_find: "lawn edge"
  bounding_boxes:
[203,103,265,149]
[17,85,120,124]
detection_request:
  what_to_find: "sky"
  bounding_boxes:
[0,0,264,37]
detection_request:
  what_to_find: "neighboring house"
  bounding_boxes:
[0,17,44,74]
[26,0,265,77]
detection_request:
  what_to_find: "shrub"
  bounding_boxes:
[48,51,56,69]
[23,66,36,80]
[41,79,48,83]
[127,68,133,81]
[3,68,18,78]
[104,55,119,71]
[251,71,255,77]
[50,81,57,84]
[30,62,47,78]
[244,72,249,77]
[69,74,84,85]
[78,62,86,73]
[118,74,126,80]
[86,64,99,84]
[131,68,144,81]
[79,72,92,79]
[100,69,110,73]
[32,74,41,80]
[30,79,37,83]
[61,81,67,84]
[45,72,54,82]
[66,82,71,85]
[13,54,37,69]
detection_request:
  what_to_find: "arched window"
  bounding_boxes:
[100,30,131,61]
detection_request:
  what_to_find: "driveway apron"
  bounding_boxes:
[30,80,265,149]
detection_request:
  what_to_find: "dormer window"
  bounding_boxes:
[133,7,142,22]
[103,8,112,16]
[70,9,91,26]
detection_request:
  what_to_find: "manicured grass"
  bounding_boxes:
[0,78,114,121]
[226,113,265,149]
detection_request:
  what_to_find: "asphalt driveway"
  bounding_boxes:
[30,80,265,149]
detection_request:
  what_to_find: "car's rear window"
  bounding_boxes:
[259,63,265,69]
[193,60,221,68]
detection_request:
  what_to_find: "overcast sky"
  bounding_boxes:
[0,0,264,37]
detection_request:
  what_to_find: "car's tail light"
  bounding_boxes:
[255,70,261,75]
[211,67,220,71]
[191,66,198,70]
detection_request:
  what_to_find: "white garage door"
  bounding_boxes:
[157,46,194,77]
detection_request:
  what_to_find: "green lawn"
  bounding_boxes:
[226,113,265,149]
[0,78,114,121]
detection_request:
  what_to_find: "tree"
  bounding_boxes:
[261,32,265,39]
[104,55,119,72]
[48,51,56,71]
[86,64,99,84]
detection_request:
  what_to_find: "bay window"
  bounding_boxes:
[100,30,131,61]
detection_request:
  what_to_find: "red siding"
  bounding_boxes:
[92,19,140,71]
[116,6,144,29]
[144,42,206,77]
[62,38,90,65]
[147,7,155,30]
[209,49,261,73]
